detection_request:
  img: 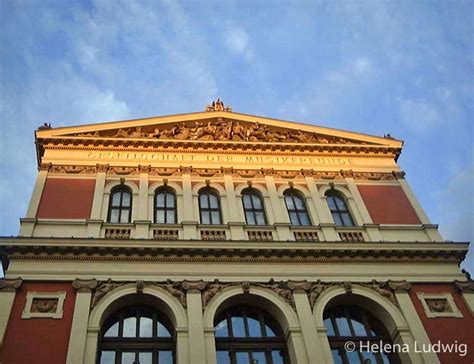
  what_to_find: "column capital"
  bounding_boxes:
[388,280,412,293]
[72,279,98,293]
[287,280,312,293]
[182,280,207,293]
[0,278,22,292]
[454,280,474,293]
[95,163,109,172]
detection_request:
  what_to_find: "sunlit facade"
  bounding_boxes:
[0,101,472,363]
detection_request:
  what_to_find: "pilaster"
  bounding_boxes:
[138,166,150,220]
[397,177,431,225]
[182,281,207,364]
[391,281,440,364]
[0,278,22,348]
[67,279,97,364]
[90,165,108,219]
[345,177,373,224]
[25,168,48,218]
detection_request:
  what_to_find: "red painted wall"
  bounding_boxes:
[36,178,95,219]
[410,284,474,363]
[357,185,421,224]
[0,282,76,364]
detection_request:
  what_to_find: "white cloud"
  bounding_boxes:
[223,25,253,61]
[398,98,441,133]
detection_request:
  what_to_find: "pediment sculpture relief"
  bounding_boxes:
[76,119,365,144]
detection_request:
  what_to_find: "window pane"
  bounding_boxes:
[166,210,175,224]
[264,324,276,337]
[231,316,245,337]
[209,194,218,208]
[156,210,165,223]
[109,209,119,223]
[158,351,173,364]
[272,351,284,364]
[104,322,119,337]
[140,317,153,337]
[341,213,354,227]
[139,352,152,364]
[298,212,310,225]
[335,195,347,210]
[327,196,337,210]
[100,351,115,364]
[166,193,175,207]
[243,194,252,209]
[156,193,165,207]
[324,317,336,336]
[361,350,378,363]
[120,210,130,223]
[252,352,266,364]
[211,211,221,224]
[252,195,262,209]
[294,196,304,210]
[236,352,250,364]
[255,212,266,225]
[122,192,131,207]
[123,317,137,337]
[112,193,121,206]
[289,212,299,225]
[201,211,210,224]
[331,349,344,364]
[215,319,229,337]
[285,195,295,210]
[351,318,367,336]
[200,194,209,208]
[217,351,231,364]
[157,321,171,337]
[122,352,135,364]
[335,316,351,336]
[332,213,343,226]
[345,350,360,363]
[247,317,262,337]
[246,212,256,225]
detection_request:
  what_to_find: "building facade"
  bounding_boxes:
[0,101,472,364]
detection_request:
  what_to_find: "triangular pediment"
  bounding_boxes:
[36,110,402,147]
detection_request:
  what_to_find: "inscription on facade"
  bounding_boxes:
[87,151,354,166]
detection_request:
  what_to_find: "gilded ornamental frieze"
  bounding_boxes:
[83,278,416,313]
[73,119,369,145]
[43,162,404,181]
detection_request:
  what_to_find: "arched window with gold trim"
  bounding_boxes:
[98,305,175,364]
[154,187,177,224]
[199,188,222,225]
[324,305,399,364]
[325,190,355,227]
[242,188,267,225]
[108,186,132,223]
[214,305,289,364]
[284,189,311,226]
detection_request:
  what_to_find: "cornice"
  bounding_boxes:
[0,238,468,265]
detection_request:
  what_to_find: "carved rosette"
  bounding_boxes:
[0,278,23,292]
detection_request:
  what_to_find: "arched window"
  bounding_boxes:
[199,188,222,225]
[214,305,289,364]
[242,189,267,225]
[155,187,177,224]
[324,305,399,364]
[98,305,175,364]
[325,190,354,227]
[284,189,311,226]
[108,186,132,223]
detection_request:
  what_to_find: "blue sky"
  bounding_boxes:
[1,0,473,273]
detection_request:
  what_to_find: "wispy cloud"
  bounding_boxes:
[223,24,253,61]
